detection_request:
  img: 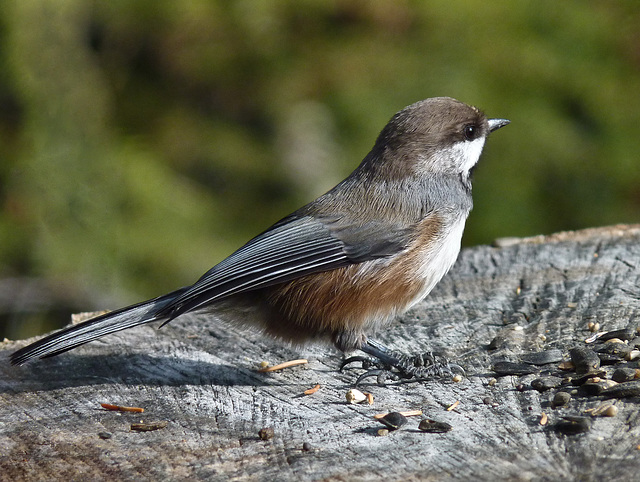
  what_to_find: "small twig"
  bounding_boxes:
[258,359,308,372]
[130,421,168,432]
[101,403,144,413]
[446,401,460,412]
[303,384,321,395]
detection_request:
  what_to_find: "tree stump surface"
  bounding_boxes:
[2,224,640,481]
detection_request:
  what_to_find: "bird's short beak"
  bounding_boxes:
[488,118,510,133]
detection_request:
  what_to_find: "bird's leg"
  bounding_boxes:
[342,338,464,386]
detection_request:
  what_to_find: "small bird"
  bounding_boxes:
[10,97,509,379]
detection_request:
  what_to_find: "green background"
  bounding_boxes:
[1,1,639,339]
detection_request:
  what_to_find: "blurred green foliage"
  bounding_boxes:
[1,1,639,339]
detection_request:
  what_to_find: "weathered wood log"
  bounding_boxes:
[2,225,640,480]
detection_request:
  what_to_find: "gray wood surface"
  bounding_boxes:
[2,225,640,481]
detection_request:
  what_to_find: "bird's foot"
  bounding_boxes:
[341,339,464,386]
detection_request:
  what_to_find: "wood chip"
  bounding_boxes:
[303,384,321,395]
[130,421,168,432]
[101,403,144,413]
[364,392,374,405]
[373,409,422,420]
[540,412,548,425]
[447,401,460,411]
[587,401,618,417]
[258,359,308,372]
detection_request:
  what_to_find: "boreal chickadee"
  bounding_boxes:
[11,97,509,380]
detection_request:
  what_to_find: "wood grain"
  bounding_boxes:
[2,224,640,481]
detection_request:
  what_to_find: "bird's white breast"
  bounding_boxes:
[409,215,466,308]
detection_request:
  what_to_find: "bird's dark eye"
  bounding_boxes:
[463,124,477,140]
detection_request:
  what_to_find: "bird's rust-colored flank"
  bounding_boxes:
[263,214,444,343]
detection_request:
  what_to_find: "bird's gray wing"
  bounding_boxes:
[9,214,414,364]
[157,214,413,321]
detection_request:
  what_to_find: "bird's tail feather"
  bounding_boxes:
[10,287,188,365]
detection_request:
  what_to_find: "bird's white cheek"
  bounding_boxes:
[451,138,486,174]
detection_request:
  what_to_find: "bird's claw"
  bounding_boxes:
[340,355,378,371]
[355,369,399,386]
[344,339,465,386]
